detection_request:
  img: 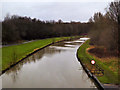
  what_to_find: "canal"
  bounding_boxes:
[2,38,96,88]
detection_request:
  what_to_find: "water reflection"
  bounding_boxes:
[2,38,96,88]
[4,46,67,81]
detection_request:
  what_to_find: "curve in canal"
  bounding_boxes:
[2,38,96,88]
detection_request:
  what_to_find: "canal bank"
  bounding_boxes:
[2,38,96,88]
[76,40,104,90]
[1,36,81,75]
[77,39,119,89]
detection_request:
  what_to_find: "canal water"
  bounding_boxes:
[2,38,96,88]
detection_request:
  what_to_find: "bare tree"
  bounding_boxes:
[107,0,120,23]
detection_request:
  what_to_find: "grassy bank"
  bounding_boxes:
[1,36,79,71]
[77,40,119,84]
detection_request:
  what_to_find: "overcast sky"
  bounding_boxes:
[1,0,114,22]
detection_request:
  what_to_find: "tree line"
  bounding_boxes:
[88,0,119,55]
[2,15,90,45]
[2,0,119,55]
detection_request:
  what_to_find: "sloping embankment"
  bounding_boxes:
[76,40,119,89]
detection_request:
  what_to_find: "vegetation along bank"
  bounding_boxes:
[77,40,119,85]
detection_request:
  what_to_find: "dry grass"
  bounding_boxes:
[86,46,118,73]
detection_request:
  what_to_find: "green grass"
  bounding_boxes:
[1,36,79,71]
[77,40,119,84]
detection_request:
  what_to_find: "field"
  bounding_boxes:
[77,40,119,84]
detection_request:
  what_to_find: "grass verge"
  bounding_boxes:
[77,40,119,84]
[1,36,79,72]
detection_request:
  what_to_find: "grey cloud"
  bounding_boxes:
[2,2,109,22]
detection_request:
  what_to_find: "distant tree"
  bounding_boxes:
[2,15,90,44]
[58,19,63,24]
[88,0,119,53]
[88,17,93,23]
[4,13,11,21]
